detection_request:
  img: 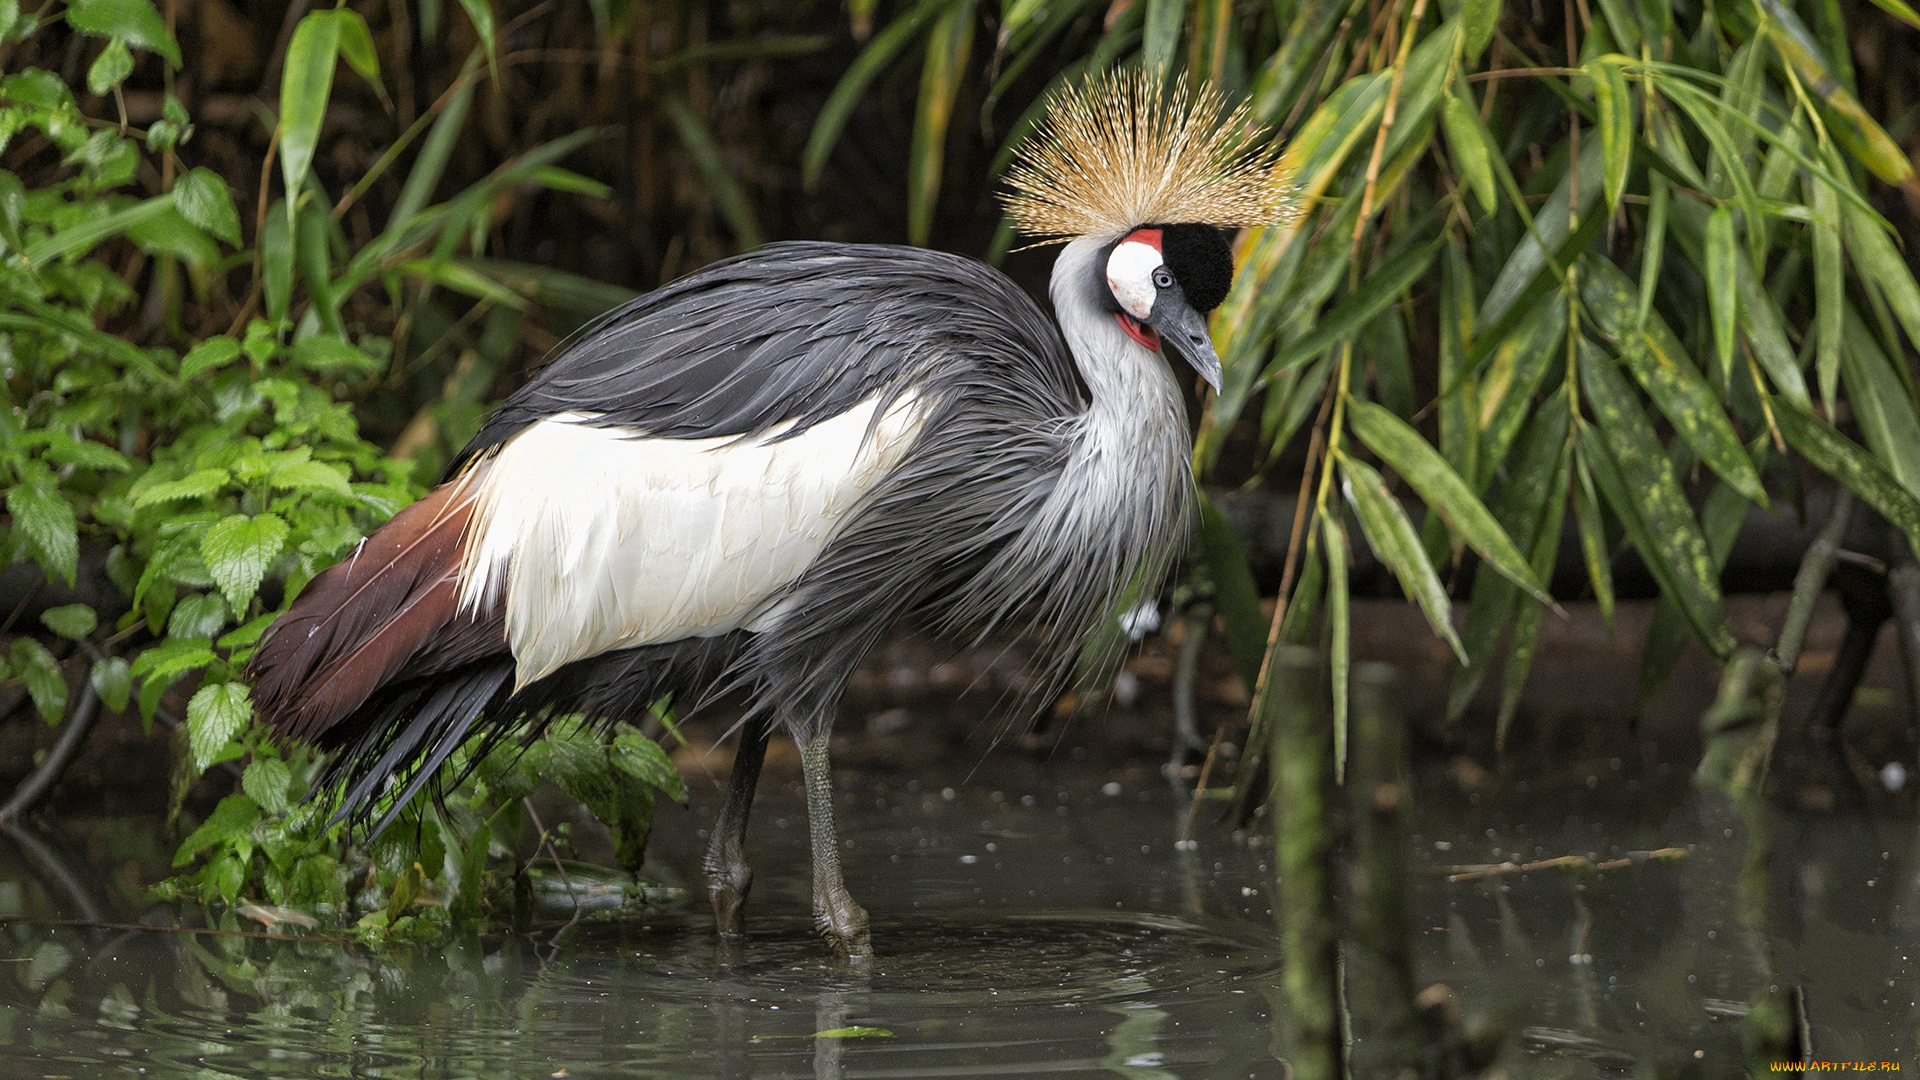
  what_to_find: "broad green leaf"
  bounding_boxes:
[1591,57,1634,216]
[1772,398,1920,553]
[290,335,381,376]
[1339,453,1466,662]
[1322,511,1350,779]
[663,92,763,250]
[1842,197,1920,362]
[1576,343,1734,658]
[612,731,686,802]
[269,459,352,499]
[296,198,341,336]
[87,36,134,96]
[12,638,66,723]
[1199,495,1268,693]
[175,167,240,245]
[66,0,180,65]
[1143,0,1184,80]
[126,208,218,266]
[262,197,294,322]
[187,682,253,774]
[179,336,241,380]
[167,592,228,639]
[242,757,295,815]
[201,513,289,612]
[8,482,77,584]
[1704,203,1736,384]
[173,793,261,866]
[89,656,131,714]
[1345,399,1550,604]
[907,0,975,247]
[134,467,229,507]
[40,604,96,640]
[1475,300,1567,491]
[279,10,341,219]
[803,0,958,188]
[1439,93,1495,215]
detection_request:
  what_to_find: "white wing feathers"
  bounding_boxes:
[457,395,926,689]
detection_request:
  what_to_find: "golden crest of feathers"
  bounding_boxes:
[1002,71,1297,239]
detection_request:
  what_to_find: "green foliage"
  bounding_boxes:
[0,5,684,941]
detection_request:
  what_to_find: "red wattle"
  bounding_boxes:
[1115,313,1160,351]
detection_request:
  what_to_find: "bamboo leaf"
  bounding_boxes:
[1461,0,1498,60]
[1572,452,1615,628]
[455,0,497,76]
[907,0,975,247]
[1704,202,1737,385]
[1575,342,1735,658]
[1346,399,1551,605]
[1199,496,1267,693]
[663,92,764,250]
[1842,196,1920,362]
[262,197,294,322]
[384,52,480,238]
[1837,303,1920,500]
[1636,172,1668,329]
[1143,0,1184,81]
[334,9,384,93]
[1496,439,1573,746]
[1340,453,1466,663]
[1322,512,1350,779]
[1759,13,1912,182]
[1863,0,1920,29]
[1264,241,1438,379]
[279,10,341,221]
[1810,171,1843,419]
[1440,92,1496,215]
[803,0,957,189]
[1477,136,1601,331]
[1591,57,1634,216]
[1578,256,1766,506]
[1772,398,1920,552]
[22,191,174,266]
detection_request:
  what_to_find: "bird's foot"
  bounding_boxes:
[814,884,872,962]
[703,850,753,939]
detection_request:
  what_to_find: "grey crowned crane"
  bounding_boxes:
[246,72,1293,960]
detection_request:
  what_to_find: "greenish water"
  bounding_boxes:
[0,759,1911,1077]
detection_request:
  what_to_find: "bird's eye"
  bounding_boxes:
[1152,269,1174,289]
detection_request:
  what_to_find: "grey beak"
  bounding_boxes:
[1148,297,1223,393]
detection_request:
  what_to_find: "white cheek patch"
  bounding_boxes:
[1106,240,1163,320]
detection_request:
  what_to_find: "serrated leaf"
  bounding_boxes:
[187,682,253,773]
[173,792,261,866]
[1339,454,1466,662]
[1345,398,1550,604]
[268,459,352,499]
[11,638,66,723]
[175,167,240,245]
[179,336,241,380]
[134,467,229,508]
[166,592,228,639]
[201,513,288,612]
[242,756,294,815]
[612,731,686,802]
[66,0,180,66]
[42,431,130,471]
[40,603,96,640]
[89,656,131,713]
[87,37,134,96]
[290,335,381,376]
[8,483,78,584]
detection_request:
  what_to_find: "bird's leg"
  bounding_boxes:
[704,715,770,939]
[799,732,871,961]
